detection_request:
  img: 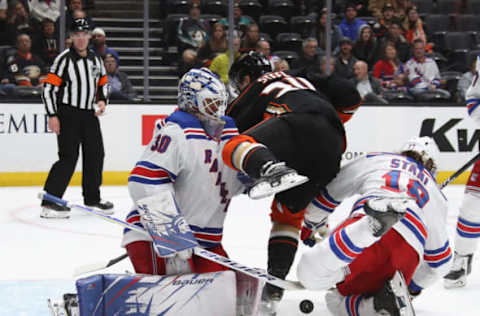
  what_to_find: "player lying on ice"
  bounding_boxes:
[297,136,453,316]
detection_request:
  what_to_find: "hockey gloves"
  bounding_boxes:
[301,217,329,247]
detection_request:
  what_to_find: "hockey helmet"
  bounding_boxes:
[178,68,227,121]
[70,18,90,33]
[228,51,272,90]
[399,136,440,175]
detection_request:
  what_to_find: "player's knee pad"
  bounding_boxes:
[125,241,166,275]
[459,191,480,223]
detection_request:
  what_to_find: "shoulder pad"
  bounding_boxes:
[165,110,203,130]
[222,116,237,129]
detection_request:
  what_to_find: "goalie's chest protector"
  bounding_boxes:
[165,112,243,232]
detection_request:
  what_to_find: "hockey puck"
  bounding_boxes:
[299,299,314,314]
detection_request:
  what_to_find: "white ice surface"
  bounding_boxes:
[1,185,479,315]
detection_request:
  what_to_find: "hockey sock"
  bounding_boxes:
[267,235,298,279]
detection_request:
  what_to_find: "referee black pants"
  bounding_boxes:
[43,105,105,205]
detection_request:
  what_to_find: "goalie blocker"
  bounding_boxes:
[48,270,264,316]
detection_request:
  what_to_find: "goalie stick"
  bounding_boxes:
[440,152,480,189]
[38,192,304,291]
[73,253,128,277]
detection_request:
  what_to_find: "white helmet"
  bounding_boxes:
[399,136,440,175]
[178,68,227,121]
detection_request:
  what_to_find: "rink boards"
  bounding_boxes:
[0,103,477,186]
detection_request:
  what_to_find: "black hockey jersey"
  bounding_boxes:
[227,71,345,134]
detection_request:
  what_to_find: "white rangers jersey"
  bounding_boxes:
[466,55,480,123]
[309,152,452,289]
[122,110,245,249]
[405,56,441,89]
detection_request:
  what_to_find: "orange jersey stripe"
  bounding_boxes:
[45,73,62,86]
[98,75,108,86]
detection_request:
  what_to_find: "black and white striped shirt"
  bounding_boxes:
[42,48,109,116]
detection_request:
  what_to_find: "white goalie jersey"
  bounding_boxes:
[466,55,480,123]
[122,110,245,249]
[308,152,452,289]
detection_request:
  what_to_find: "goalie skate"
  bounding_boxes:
[444,252,473,289]
[374,270,416,316]
[248,162,309,200]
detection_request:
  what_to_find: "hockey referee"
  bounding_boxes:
[40,18,114,218]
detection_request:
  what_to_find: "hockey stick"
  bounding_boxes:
[73,253,128,277]
[440,152,480,189]
[38,192,304,291]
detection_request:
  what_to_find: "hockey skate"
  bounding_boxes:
[444,252,473,289]
[85,200,114,215]
[364,197,410,237]
[41,201,70,219]
[374,270,416,316]
[248,162,309,200]
[258,284,283,316]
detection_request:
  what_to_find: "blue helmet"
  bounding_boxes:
[178,68,227,121]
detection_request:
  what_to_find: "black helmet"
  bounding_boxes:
[228,51,272,88]
[70,18,90,32]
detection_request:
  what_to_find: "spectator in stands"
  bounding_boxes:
[352,24,379,69]
[457,58,477,102]
[1,33,46,89]
[339,3,366,42]
[369,0,412,21]
[240,23,260,53]
[255,40,271,59]
[273,58,289,72]
[103,53,136,101]
[209,36,241,83]
[32,18,59,66]
[372,3,395,40]
[313,7,342,54]
[382,21,410,62]
[66,1,94,31]
[0,0,7,45]
[402,5,432,52]
[373,42,407,91]
[219,2,251,37]
[255,39,279,68]
[177,3,210,52]
[335,37,358,80]
[405,39,450,100]
[178,48,201,77]
[319,55,336,75]
[353,60,388,103]
[197,22,227,66]
[5,1,37,45]
[28,0,60,23]
[90,27,120,65]
[290,38,321,74]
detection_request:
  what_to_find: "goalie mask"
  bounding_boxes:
[399,136,440,176]
[178,68,227,139]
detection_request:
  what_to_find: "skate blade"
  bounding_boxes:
[40,208,70,219]
[249,175,309,200]
[389,271,416,316]
[443,277,466,289]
